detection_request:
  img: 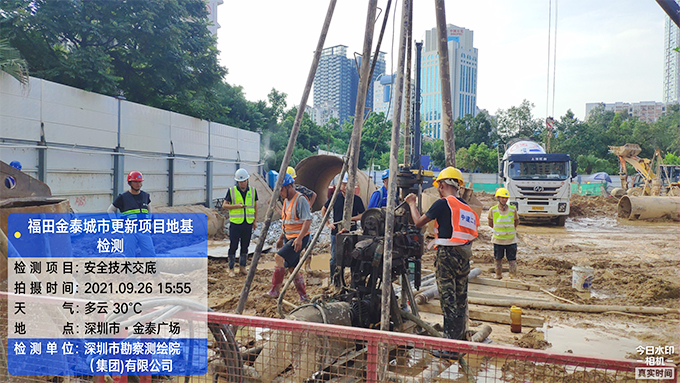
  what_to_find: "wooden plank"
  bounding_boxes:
[418,301,545,328]
[468,291,550,302]
[487,267,557,276]
[469,277,541,291]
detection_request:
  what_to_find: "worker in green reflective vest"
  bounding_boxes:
[107,170,156,257]
[222,168,258,277]
[488,188,519,279]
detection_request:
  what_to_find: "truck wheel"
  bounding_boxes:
[555,216,566,226]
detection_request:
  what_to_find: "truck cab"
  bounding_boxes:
[499,141,575,226]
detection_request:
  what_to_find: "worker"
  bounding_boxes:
[9,161,22,170]
[222,168,258,277]
[286,166,317,206]
[286,166,317,273]
[367,169,392,208]
[321,173,365,287]
[265,173,310,302]
[488,188,518,279]
[107,171,155,256]
[404,167,478,359]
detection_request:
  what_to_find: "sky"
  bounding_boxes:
[216,0,669,122]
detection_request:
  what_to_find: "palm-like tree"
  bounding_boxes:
[0,38,29,86]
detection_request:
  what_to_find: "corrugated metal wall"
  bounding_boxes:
[0,75,261,211]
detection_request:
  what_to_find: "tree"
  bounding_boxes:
[358,113,391,169]
[495,100,542,145]
[456,143,497,173]
[453,110,496,149]
[422,139,445,168]
[3,0,225,119]
[0,38,28,86]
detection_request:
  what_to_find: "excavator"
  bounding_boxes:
[609,144,680,197]
[608,144,680,221]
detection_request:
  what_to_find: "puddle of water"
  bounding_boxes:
[541,324,640,359]
[260,252,331,271]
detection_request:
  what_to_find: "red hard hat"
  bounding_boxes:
[127,171,144,182]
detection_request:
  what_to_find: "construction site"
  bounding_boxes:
[2,1,680,383]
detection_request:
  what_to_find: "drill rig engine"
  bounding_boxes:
[334,167,426,330]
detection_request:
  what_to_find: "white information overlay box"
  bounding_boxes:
[8,213,208,376]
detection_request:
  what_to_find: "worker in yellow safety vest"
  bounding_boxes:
[222,168,258,277]
[264,172,311,302]
[488,188,518,279]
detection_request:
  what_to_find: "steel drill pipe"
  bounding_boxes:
[434,0,456,167]
[236,0,337,315]
[341,0,379,233]
[381,0,411,333]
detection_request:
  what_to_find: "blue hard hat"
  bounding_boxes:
[381,169,389,180]
[9,161,22,170]
[279,172,295,187]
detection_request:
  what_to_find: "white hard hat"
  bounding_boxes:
[234,168,250,181]
[342,173,349,183]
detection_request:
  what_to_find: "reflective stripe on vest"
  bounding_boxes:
[491,205,516,240]
[282,192,310,240]
[431,195,479,247]
[120,191,150,219]
[229,186,255,224]
[121,208,149,220]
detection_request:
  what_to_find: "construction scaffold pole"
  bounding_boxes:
[379,0,410,379]
[403,0,413,166]
[235,0,338,315]
[434,0,456,167]
[342,0,379,234]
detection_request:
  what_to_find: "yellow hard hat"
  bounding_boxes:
[495,188,510,198]
[432,166,464,188]
[286,166,297,178]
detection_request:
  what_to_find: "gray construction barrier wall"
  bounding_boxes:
[0,75,260,211]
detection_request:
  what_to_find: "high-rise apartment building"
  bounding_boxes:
[421,24,478,139]
[373,74,414,121]
[585,101,669,123]
[313,46,385,126]
[663,3,679,104]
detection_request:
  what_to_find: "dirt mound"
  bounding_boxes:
[473,191,497,209]
[569,194,618,218]
[515,328,551,350]
[527,256,574,270]
[592,268,680,307]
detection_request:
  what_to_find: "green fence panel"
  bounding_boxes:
[471,183,502,193]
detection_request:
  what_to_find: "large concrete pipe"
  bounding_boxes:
[295,155,377,211]
[618,196,680,221]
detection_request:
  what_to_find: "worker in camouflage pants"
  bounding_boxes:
[406,167,478,359]
[435,245,472,340]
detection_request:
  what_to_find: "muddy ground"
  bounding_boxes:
[208,192,679,363]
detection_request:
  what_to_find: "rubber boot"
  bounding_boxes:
[509,260,518,277]
[495,260,503,280]
[293,273,308,302]
[265,267,286,298]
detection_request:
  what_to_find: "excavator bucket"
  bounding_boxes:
[609,144,642,158]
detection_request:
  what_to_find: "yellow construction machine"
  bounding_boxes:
[609,144,680,197]
[608,144,680,221]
